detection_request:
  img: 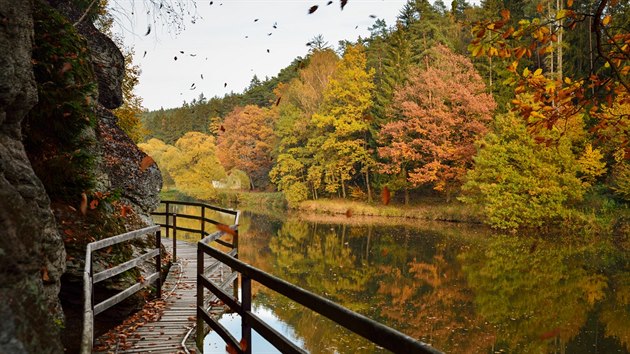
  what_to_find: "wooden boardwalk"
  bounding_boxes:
[94,237,235,354]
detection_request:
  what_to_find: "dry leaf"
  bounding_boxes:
[381,186,391,205]
[41,267,50,282]
[226,343,238,354]
[90,199,99,210]
[345,209,352,218]
[308,5,319,14]
[80,192,88,215]
[341,0,348,10]
[240,338,248,351]
[216,223,236,236]
[60,62,72,75]
[140,156,155,172]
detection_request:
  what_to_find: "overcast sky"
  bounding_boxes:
[111,0,410,110]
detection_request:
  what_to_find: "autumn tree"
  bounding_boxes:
[378,44,496,203]
[309,44,376,199]
[216,105,275,190]
[159,132,226,200]
[269,49,340,203]
[460,111,587,229]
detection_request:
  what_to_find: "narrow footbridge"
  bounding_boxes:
[81,200,441,354]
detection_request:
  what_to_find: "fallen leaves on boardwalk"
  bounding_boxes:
[94,299,167,352]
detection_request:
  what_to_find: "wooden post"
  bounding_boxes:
[232,228,239,300]
[241,275,252,354]
[201,206,206,239]
[196,246,205,351]
[165,201,170,237]
[172,214,177,262]
[155,230,162,299]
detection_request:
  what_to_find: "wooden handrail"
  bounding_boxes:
[151,200,239,262]
[196,233,442,354]
[80,225,161,354]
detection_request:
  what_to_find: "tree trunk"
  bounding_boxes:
[341,175,346,199]
[556,0,563,82]
[364,168,372,203]
[404,187,410,206]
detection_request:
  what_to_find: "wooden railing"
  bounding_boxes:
[196,234,442,353]
[80,225,162,354]
[151,200,240,261]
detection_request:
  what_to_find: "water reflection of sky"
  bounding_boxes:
[204,298,305,354]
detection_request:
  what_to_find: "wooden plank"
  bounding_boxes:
[94,249,159,283]
[94,272,159,315]
[91,226,159,251]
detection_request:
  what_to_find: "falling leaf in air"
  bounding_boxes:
[381,186,391,205]
[145,24,151,35]
[273,22,277,28]
[369,14,376,18]
[140,156,155,172]
[174,56,178,61]
[268,32,272,36]
[355,25,358,29]
[308,5,319,14]
[90,199,98,210]
[327,0,333,5]
[306,41,312,47]
[345,209,352,218]
[224,82,227,87]
[143,50,147,58]
[275,96,281,106]
[254,18,259,22]
[210,1,213,4]
[267,49,270,53]
[216,223,236,236]
[80,192,88,215]
[201,74,204,79]
[190,53,196,57]
[180,50,184,54]
[341,0,348,10]
[41,267,50,282]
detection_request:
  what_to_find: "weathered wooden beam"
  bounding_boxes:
[90,225,159,251]
[93,249,159,283]
[94,271,159,315]
[199,273,240,312]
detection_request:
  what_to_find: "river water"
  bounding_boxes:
[168,206,629,353]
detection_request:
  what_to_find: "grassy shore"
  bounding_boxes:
[296,198,484,223]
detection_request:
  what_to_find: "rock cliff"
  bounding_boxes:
[0,0,162,352]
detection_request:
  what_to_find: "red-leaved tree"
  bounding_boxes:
[378,45,496,202]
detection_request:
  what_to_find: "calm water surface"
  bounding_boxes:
[167,206,629,353]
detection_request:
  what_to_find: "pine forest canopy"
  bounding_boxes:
[135,0,629,230]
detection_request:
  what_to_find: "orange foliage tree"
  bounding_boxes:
[378,45,496,202]
[216,105,276,190]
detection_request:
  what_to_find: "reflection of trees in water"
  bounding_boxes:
[223,212,630,353]
[460,236,630,353]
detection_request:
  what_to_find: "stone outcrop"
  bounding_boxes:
[1,0,162,352]
[0,0,66,352]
